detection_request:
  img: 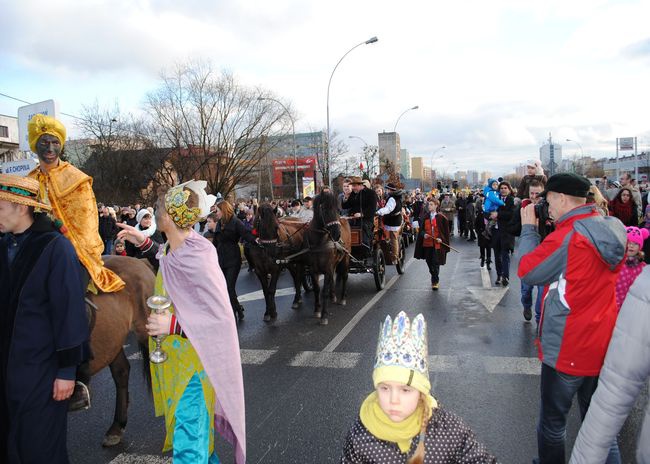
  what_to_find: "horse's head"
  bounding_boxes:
[312,192,341,241]
[254,203,279,242]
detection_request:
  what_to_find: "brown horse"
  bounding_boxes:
[85,255,155,446]
[248,204,310,321]
[304,192,351,325]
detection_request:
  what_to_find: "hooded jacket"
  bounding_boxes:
[517,203,626,376]
[482,179,505,213]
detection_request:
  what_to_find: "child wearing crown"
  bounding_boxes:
[341,312,498,464]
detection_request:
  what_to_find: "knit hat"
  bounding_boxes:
[136,208,151,224]
[626,226,649,247]
[373,312,430,396]
[27,114,66,154]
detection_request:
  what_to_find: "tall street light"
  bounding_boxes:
[393,105,419,132]
[349,135,370,177]
[258,97,300,199]
[565,138,584,157]
[430,146,446,189]
[326,36,378,187]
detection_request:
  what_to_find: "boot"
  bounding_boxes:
[236,305,245,321]
[486,260,492,271]
[480,257,485,268]
[68,381,91,412]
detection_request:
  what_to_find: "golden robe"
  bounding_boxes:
[28,162,125,293]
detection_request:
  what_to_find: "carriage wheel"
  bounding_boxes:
[395,239,406,275]
[373,248,386,291]
[302,273,314,292]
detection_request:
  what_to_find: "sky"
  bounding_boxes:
[1,0,649,175]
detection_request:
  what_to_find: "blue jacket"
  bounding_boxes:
[482,179,505,213]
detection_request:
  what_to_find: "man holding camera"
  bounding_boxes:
[518,173,627,464]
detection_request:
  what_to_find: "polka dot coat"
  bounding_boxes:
[615,260,646,310]
[341,406,499,463]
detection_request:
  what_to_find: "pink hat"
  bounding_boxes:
[626,226,649,247]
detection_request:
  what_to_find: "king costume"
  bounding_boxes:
[27,114,124,293]
[0,174,90,463]
[136,180,246,464]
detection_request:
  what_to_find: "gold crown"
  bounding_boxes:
[375,311,428,376]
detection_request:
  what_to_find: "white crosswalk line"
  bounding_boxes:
[483,355,540,375]
[240,349,277,365]
[109,453,171,463]
[428,355,461,373]
[289,351,362,368]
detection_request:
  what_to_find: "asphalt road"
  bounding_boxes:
[67,235,646,463]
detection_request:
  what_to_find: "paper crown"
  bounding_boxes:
[164,179,217,229]
[374,311,428,376]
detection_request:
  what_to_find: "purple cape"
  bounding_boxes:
[158,230,246,463]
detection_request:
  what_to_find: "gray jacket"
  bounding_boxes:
[569,266,650,464]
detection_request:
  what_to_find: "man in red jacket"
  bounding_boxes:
[518,173,627,464]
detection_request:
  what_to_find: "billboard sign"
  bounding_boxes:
[619,137,634,151]
[17,100,59,152]
[302,177,315,198]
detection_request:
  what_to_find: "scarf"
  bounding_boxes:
[609,198,633,224]
[359,391,437,453]
[136,219,157,238]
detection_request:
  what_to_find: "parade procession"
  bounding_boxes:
[1,2,650,463]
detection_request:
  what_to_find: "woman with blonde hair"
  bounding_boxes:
[587,186,608,217]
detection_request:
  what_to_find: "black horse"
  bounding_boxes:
[304,192,351,325]
[247,203,310,322]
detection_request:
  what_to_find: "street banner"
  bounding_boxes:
[17,100,59,152]
[302,177,315,198]
[0,158,37,177]
[619,137,634,151]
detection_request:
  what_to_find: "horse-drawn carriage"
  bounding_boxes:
[346,216,406,291]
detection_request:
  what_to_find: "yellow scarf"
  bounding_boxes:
[359,391,437,453]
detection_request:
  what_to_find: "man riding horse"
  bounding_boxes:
[27,114,125,410]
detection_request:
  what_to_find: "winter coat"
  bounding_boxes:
[465,201,476,229]
[213,216,256,269]
[414,213,449,265]
[518,204,627,376]
[569,266,650,464]
[342,188,378,224]
[482,180,505,213]
[516,174,547,199]
[98,214,117,242]
[341,407,498,463]
[491,195,516,251]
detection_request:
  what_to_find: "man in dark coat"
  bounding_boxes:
[0,174,90,464]
[342,176,378,257]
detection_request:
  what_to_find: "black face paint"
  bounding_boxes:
[36,134,62,166]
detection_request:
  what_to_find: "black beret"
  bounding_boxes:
[542,173,591,198]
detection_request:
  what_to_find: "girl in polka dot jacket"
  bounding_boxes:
[614,226,648,310]
[341,312,498,464]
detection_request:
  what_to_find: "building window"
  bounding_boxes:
[0,126,8,138]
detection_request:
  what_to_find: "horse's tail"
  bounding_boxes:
[138,341,153,393]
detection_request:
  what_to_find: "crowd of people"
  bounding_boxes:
[1,113,649,464]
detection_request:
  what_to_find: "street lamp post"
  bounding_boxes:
[258,97,300,199]
[326,36,378,187]
[393,105,419,132]
[349,135,369,177]
[430,145,446,187]
[566,139,584,174]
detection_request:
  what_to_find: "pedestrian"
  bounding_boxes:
[203,212,217,241]
[475,195,492,270]
[113,238,127,256]
[414,198,450,291]
[465,194,477,241]
[242,208,256,273]
[511,180,553,322]
[0,174,90,464]
[516,159,547,200]
[455,192,467,237]
[338,178,352,216]
[614,226,648,311]
[482,178,505,217]
[116,180,245,464]
[569,265,650,464]
[98,203,118,255]
[587,186,609,216]
[340,311,498,463]
[619,172,643,218]
[440,193,456,236]
[518,173,627,464]
[374,184,386,209]
[376,182,404,263]
[492,181,516,286]
[608,187,639,226]
[213,199,257,321]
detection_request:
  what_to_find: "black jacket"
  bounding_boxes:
[212,216,256,269]
[342,188,378,222]
[98,215,117,242]
[492,195,516,250]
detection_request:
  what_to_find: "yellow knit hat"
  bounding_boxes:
[372,312,431,396]
[28,114,66,153]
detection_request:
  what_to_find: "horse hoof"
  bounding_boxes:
[319,318,329,326]
[313,311,322,319]
[102,433,123,447]
[339,299,347,306]
[263,314,271,322]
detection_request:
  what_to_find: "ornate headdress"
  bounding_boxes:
[372,311,430,395]
[164,179,216,229]
[0,173,51,211]
[27,114,66,154]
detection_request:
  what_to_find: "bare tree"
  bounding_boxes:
[145,61,292,197]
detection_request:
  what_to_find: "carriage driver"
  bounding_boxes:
[375,182,403,262]
[27,114,125,410]
[342,176,378,261]
[0,174,90,463]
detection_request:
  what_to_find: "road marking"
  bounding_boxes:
[109,453,171,463]
[289,351,363,368]
[428,355,461,372]
[239,287,296,302]
[483,355,540,375]
[128,349,278,365]
[240,349,277,365]
[322,258,414,353]
[466,266,509,312]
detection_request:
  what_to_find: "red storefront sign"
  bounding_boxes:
[272,156,318,185]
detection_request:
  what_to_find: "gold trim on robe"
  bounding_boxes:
[28,162,125,293]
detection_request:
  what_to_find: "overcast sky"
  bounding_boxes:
[2,0,649,175]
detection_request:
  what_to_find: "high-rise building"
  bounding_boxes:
[540,133,562,175]
[480,171,493,184]
[400,149,411,178]
[378,131,401,172]
[410,156,424,179]
[466,170,479,186]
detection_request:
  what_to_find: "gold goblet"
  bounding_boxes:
[146,295,172,364]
